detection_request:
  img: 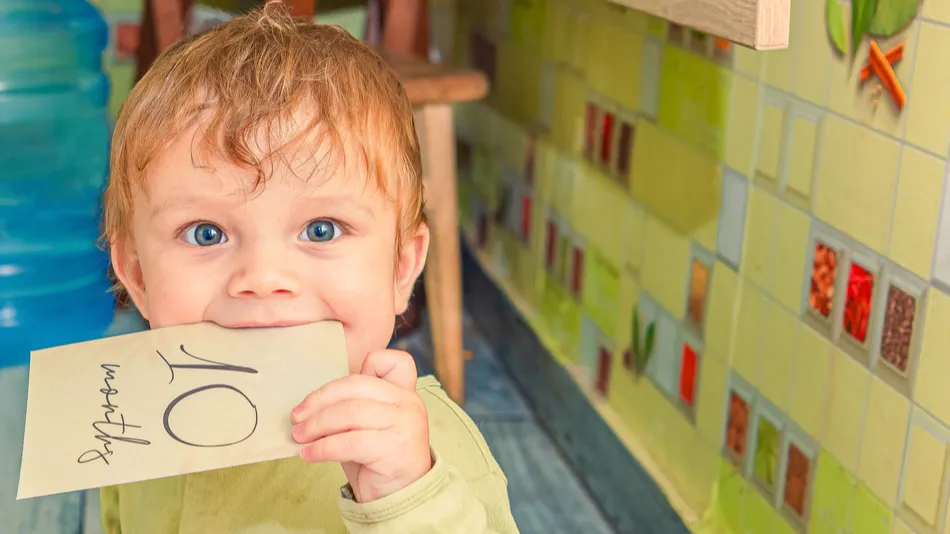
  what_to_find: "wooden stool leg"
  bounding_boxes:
[419,103,464,404]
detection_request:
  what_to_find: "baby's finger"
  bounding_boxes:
[360,349,418,390]
[291,374,402,424]
[299,430,387,466]
[292,399,399,444]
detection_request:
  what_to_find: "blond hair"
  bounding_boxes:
[103,3,424,254]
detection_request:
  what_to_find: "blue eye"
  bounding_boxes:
[300,219,342,242]
[183,223,227,246]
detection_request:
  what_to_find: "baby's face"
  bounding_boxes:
[113,125,428,373]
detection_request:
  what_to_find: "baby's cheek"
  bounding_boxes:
[142,273,214,328]
[332,288,398,373]
[341,305,398,374]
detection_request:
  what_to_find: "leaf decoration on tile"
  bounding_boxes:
[851,0,880,54]
[631,309,656,378]
[868,0,921,37]
[826,0,847,55]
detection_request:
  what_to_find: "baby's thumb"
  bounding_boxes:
[359,349,418,390]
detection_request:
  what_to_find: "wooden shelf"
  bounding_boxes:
[606,0,790,50]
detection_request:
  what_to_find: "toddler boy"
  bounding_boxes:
[100,4,517,533]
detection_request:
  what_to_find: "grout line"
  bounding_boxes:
[885,19,925,256]
[893,394,915,517]
[928,125,950,287]
[494,6,943,173]
[897,20,924,141]
[730,68,945,162]
[849,350,874,497]
[809,103,825,216]
[885,147,907,257]
[920,16,950,30]
[786,0,804,99]
[476,0,949,484]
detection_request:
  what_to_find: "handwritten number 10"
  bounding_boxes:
[157,346,260,448]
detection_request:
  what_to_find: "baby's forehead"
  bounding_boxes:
[152,119,382,190]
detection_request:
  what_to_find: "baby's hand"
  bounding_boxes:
[290,349,432,503]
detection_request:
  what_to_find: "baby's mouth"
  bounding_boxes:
[218,320,314,329]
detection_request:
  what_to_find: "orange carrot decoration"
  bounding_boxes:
[860,43,902,82]
[868,41,906,110]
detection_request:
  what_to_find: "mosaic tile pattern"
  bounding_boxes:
[450,0,950,531]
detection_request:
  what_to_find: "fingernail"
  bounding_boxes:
[292,424,303,442]
[290,406,304,423]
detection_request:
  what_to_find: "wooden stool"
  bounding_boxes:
[376,49,487,404]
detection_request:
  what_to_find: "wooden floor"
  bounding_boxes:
[0,309,614,534]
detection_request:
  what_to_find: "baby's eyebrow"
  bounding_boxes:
[148,192,378,223]
[150,193,230,217]
[302,194,377,222]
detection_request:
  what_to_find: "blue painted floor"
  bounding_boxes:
[0,309,614,533]
[397,313,616,534]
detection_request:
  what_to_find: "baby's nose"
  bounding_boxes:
[227,246,301,298]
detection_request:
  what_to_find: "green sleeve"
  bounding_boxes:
[338,451,519,533]
[100,486,122,534]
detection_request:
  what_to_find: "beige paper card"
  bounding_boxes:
[17,321,348,500]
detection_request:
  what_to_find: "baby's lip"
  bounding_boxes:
[220,320,313,329]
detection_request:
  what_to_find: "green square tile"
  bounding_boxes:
[107,63,136,121]
[581,247,621,340]
[745,487,777,533]
[717,459,746,533]
[508,0,547,50]
[753,417,781,488]
[851,484,891,534]
[809,451,854,534]
[538,274,581,360]
[770,514,798,534]
[645,16,666,38]
[475,150,501,201]
[656,47,730,159]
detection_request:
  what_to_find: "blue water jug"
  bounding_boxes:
[0,0,115,367]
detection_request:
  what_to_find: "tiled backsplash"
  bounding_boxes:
[449,0,950,532]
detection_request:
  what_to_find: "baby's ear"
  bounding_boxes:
[393,223,430,315]
[110,239,150,320]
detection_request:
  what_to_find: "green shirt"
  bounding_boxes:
[100,376,519,533]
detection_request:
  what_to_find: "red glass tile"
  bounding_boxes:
[844,263,874,343]
[600,112,615,164]
[545,220,557,268]
[809,242,837,318]
[596,346,611,395]
[524,138,536,184]
[520,195,532,240]
[571,246,585,297]
[784,444,810,516]
[726,392,749,459]
[116,23,141,59]
[617,122,634,176]
[680,344,698,406]
[585,104,598,158]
